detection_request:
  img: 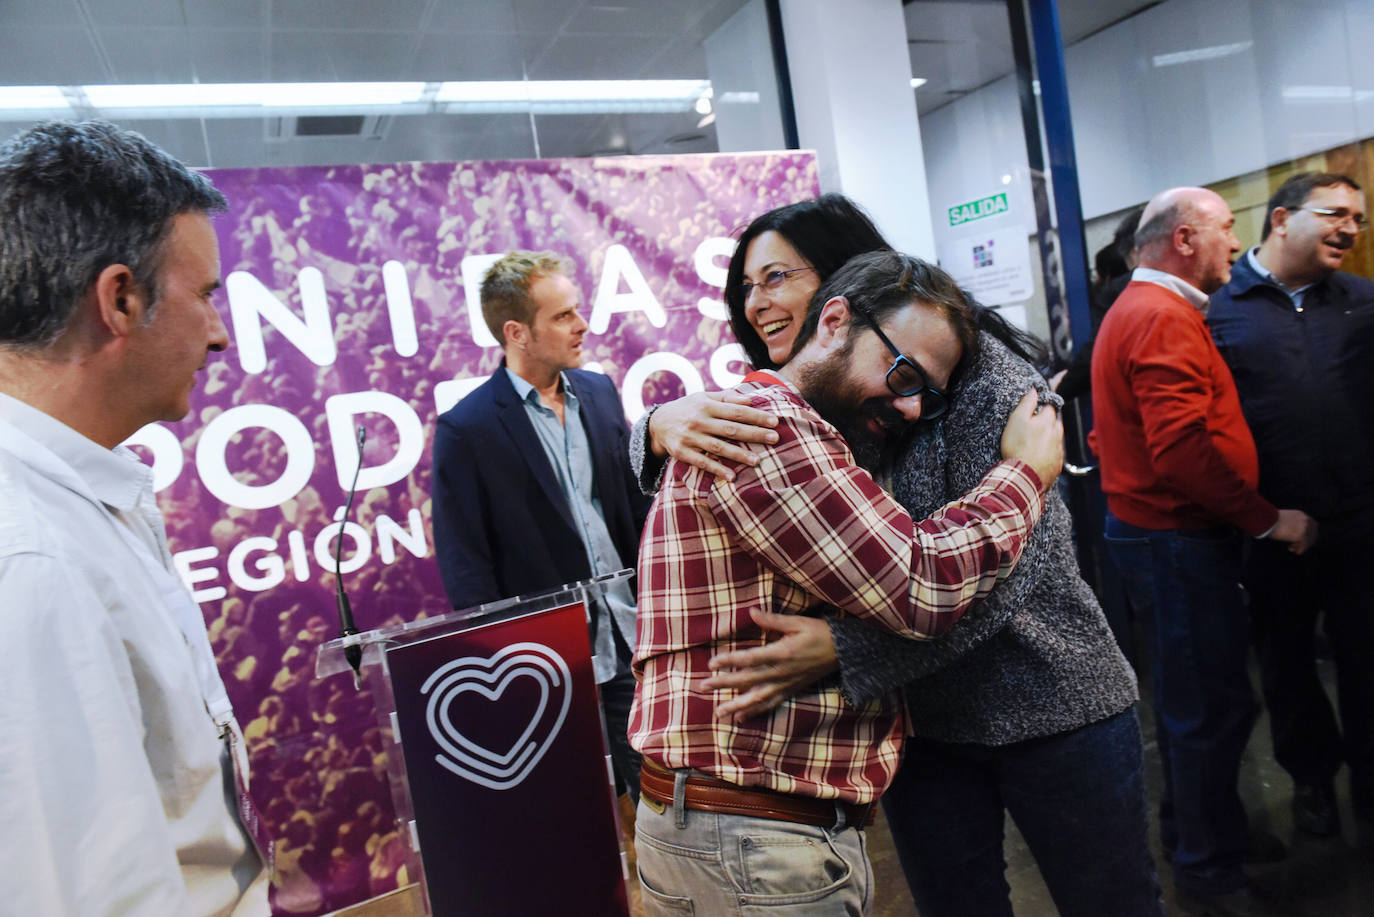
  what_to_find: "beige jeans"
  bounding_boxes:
[633,797,873,916]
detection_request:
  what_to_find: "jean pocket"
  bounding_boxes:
[637,864,695,916]
[735,828,855,904]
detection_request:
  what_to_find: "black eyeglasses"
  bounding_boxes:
[847,301,950,420]
[1299,206,1369,231]
[735,266,816,299]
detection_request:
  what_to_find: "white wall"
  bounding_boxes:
[704,0,788,154]
[920,0,1374,231]
[781,0,938,259]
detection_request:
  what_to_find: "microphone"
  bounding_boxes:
[336,426,366,685]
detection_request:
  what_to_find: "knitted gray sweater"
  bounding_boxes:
[830,332,1137,744]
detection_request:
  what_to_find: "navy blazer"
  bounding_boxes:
[1208,254,1374,531]
[431,362,651,610]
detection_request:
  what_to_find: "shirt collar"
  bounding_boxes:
[1245,247,1316,296]
[506,367,571,406]
[1132,266,1210,313]
[746,369,796,393]
[0,392,152,513]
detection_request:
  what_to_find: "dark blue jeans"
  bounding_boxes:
[1104,513,1258,894]
[1246,534,1374,791]
[882,707,1161,917]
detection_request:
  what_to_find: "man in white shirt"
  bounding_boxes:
[0,120,268,916]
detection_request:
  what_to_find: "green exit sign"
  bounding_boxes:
[949,192,1009,227]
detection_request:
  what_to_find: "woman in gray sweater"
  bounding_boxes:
[632,195,1159,916]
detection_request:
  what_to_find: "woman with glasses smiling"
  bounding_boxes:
[628,194,1160,916]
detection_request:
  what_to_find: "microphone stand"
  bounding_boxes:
[336,426,366,687]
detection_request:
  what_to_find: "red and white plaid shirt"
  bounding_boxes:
[629,374,1045,804]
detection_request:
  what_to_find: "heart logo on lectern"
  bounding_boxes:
[420,642,572,790]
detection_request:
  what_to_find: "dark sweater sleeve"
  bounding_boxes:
[628,406,668,496]
[832,484,1073,706]
[832,336,1055,706]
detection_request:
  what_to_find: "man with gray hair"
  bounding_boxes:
[1091,186,1316,914]
[0,121,266,914]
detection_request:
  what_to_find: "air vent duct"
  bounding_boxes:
[265,115,392,141]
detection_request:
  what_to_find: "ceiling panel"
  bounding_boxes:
[453,116,541,161]
[6,0,84,28]
[268,0,432,31]
[644,36,711,80]
[186,29,269,83]
[407,31,527,81]
[197,117,270,168]
[509,0,582,32]
[378,113,535,163]
[180,0,269,30]
[97,27,199,83]
[0,27,108,83]
[524,113,607,157]
[566,1,707,38]
[264,30,420,82]
[1057,0,1163,44]
[82,0,182,27]
[622,110,717,155]
[905,0,1160,115]
[423,2,522,33]
[905,0,1012,45]
[526,31,665,80]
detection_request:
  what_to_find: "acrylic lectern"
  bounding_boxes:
[316,571,634,917]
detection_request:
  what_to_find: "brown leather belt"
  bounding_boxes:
[640,759,876,829]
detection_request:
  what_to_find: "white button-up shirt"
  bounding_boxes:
[0,393,265,917]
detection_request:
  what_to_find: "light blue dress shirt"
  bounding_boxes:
[506,369,637,683]
[1244,247,1315,311]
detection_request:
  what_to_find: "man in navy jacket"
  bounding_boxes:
[432,251,650,799]
[1209,172,1374,836]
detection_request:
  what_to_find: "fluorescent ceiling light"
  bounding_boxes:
[1282,84,1374,102]
[0,86,69,110]
[910,78,927,89]
[80,81,432,118]
[0,79,713,121]
[434,79,710,114]
[717,91,759,105]
[1151,41,1252,67]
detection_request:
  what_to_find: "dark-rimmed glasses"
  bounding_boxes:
[736,266,816,299]
[1299,206,1369,231]
[847,300,950,420]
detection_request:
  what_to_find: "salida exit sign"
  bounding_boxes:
[948,192,1009,226]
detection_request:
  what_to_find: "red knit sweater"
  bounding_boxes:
[1089,280,1277,535]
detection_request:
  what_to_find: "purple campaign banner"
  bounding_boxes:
[136,152,817,914]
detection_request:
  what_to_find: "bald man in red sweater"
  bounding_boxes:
[1091,187,1315,915]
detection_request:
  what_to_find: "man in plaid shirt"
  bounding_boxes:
[629,251,1064,914]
